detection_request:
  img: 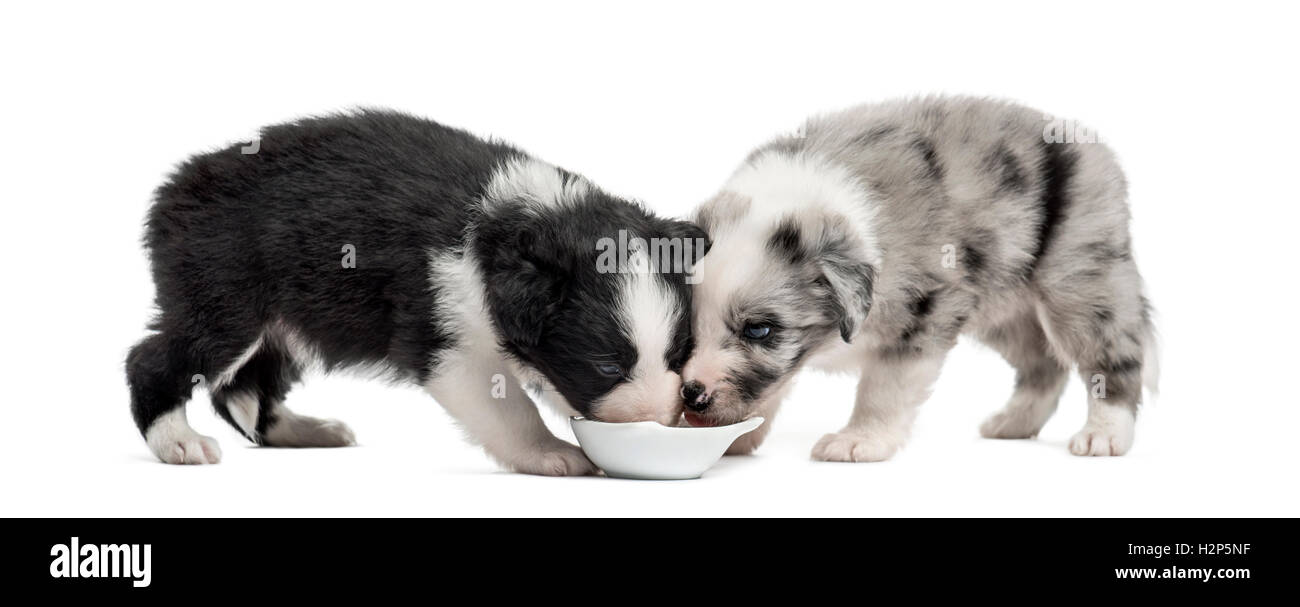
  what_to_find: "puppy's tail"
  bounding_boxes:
[1140,296,1160,400]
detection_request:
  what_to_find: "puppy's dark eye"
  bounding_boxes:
[741,323,773,341]
[594,363,623,378]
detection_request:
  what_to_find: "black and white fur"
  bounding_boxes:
[127,110,703,475]
[681,96,1157,460]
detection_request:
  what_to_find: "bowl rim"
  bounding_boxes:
[569,416,764,433]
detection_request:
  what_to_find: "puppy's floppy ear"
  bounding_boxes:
[769,214,876,343]
[657,218,711,285]
[480,218,570,349]
[694,191,751,236]
[662,218,712,257]
[817,231,876,343]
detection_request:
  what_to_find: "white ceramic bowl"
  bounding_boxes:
[570,416,764,480]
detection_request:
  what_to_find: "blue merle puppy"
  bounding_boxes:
[679,96,1157,460]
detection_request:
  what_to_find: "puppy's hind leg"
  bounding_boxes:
[262,402,357,448]
[210,340,355,448]
[127,332,222,464]
[978,312,1070,439]
[1037,260,1153,457]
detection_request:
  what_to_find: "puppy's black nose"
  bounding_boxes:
[681,380,711,412]
[681,380,704,402]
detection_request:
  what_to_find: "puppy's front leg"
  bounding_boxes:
[725,382,793,455]
[425,351,596,476]
[812,353,947,462]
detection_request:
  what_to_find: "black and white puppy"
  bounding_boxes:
[681,97,1157,460]
[127,110,704,475]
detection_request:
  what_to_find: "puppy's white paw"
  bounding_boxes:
[264,413,356,447]
[511,442,598,476]
[157,435,222,465]
[980,409,1043,439]
[316,419,357,446]
[1069,405,1135,456]
[811,430,900,463]
[1069,426,1133,456]
[146,409,222,465]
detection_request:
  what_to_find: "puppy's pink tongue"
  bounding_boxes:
[684,412,718,427]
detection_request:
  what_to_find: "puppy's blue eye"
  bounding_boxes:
[595,363,623,377]
[742,323,772,340]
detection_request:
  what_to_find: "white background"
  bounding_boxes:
[2,1,1297,517]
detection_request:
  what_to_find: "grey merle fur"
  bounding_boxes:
[684,96,1156,459]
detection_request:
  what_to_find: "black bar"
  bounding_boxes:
[4,518,1291,595]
